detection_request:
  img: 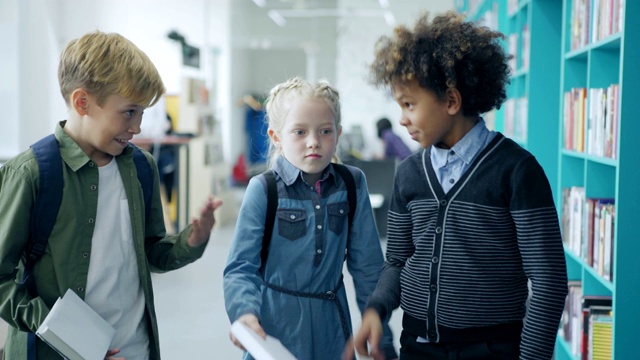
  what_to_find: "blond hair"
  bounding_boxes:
[58,31,165,107]
[264,77,341,165]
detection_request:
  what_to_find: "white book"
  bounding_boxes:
[36,288,116,360]
[230,321,297,360]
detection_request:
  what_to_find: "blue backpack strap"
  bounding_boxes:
[26,134,63,360]
[131,145,153,221]
[26,134,63,290]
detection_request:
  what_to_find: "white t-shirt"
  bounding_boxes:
[85,159,150,359]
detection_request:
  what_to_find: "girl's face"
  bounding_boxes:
[269,97,341,184]
[392,79,458,149]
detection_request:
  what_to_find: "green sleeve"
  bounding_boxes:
[0,156,50,332]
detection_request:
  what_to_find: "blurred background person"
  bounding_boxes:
[376,117,412,161]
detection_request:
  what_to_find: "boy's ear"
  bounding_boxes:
[71,89,90,115]
[445,88,463,116]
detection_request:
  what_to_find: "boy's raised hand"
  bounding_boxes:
[343,309,385,360]
[187,195,223,247]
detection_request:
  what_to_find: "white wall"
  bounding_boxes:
[336,0,455,158]
[0,0,20,160]
[0,0,454,163]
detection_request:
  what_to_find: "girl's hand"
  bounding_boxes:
[105,348,125,360]
[229,313,266,351]
[188,195,223,247]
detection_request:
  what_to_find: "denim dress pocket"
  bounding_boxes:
[277,209,307,241]
[327,202,349,235]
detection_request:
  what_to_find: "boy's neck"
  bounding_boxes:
[437,115,480,149]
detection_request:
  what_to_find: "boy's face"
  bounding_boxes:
[76,92,145,166]
[392,79,456,149]
[268,97,340,184]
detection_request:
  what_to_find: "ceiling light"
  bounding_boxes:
[378,0,390,9]
[384,11,396,26]
[252,0,266,7]
[268,10,287,27]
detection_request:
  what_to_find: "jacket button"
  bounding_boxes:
[82,252,89,259]
[77,286,84,293]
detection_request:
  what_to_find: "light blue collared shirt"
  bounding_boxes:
[430,118,496,194]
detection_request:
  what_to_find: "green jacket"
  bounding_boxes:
[0,122,206,359]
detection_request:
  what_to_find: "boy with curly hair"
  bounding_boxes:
[345,11,567,360]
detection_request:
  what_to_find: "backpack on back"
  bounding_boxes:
[24,134,153,290]
[23,134,153,359]
[259,163,357,272]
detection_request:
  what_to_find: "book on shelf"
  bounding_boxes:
[36,288,115,360]
[581,296,612,360]
[230,320,297,360]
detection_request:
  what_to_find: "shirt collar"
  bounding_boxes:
[272,155,336,186]
[431,118,490,166]
[54,120,132,172]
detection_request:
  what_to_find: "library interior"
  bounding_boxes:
[0,0,636,359]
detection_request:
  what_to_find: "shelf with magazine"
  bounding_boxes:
[556,0,634,359]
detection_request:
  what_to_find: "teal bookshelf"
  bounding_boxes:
[556,0,639,359]
[455,1,640,359]
[456,0,562,193]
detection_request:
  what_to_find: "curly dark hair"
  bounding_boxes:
[369,11,511,117]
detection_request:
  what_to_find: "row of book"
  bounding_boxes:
[562,186,615,281]
[507,24,530,73]
[561,282,613,360]
[503,96,528,143]
[563,85,620,159]
[570,0,624,50]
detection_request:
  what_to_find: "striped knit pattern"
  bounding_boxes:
[370,134,568,360]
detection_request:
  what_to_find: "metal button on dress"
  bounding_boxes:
[315,205,320,210]
[316,249,322,254]
[317,225,322,230]
[290,215,296,220]
[339,209,344,214]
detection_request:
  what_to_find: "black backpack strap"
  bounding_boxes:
[26,134,63,290]
[332,164,356,231]
[332,163,357,262]
[131,145,153,221]
[260,171,278,273]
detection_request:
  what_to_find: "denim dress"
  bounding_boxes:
[224,156,395,359]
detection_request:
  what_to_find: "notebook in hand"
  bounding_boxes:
[230,320,297,360]
[36,288,116,360]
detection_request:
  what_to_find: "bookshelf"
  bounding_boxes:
[556,0,637,359]
[456,0,562,194]
[457,0,640,358]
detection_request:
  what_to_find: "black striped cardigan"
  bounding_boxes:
[368,133,568,360]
